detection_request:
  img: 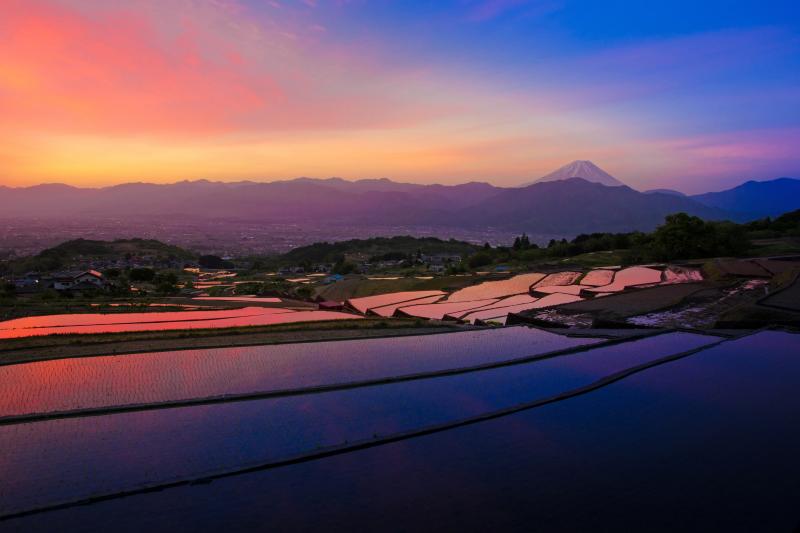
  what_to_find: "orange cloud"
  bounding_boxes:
[0,0,284,136]
[0,0,452,139]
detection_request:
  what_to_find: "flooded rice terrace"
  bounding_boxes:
[0,264,708,338]
[0,307,361,339]
[2,328,798,530]
[1,329,717,518]
[0,327,599,420]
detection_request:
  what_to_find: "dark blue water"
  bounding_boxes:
[4,330,797,531]
[0,332,716,519]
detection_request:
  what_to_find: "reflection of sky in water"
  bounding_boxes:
[0,309,359,339]
[7,331,799,531]
[347,291,446,314]
[446,273,546,302]
[0,332,717,517]
[0,327,599,418]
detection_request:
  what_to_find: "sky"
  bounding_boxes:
[1,0,799,193]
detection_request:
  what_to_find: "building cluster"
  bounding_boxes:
[7,270,108,294]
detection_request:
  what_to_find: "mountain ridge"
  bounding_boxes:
[1,171,798,235]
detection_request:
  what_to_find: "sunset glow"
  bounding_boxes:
[1,0,799,191]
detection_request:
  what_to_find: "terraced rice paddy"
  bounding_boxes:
[460,293,584,324]
[396,298,500,320]
[532,271,582,288]
[532,284,588,295]
[55,330,793,532]
[0,327,601,420]
[347,265,702,324]
[367,295,445,317]
[0,331,719,518]
[580,269,615,286]
[0,308,361,339]
[346,291,446,314]
[583,266,663,294]
[445,273,545,302]
[443,294,538,320]
[192,297,282,303]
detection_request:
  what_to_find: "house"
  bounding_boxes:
[49,270,107,291]
[421,254,462,266]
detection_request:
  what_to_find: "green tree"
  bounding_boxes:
[128,267,156,282]
[468,252,492,268]
[651,213,710,260]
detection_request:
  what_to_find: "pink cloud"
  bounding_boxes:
[0,0,454,139]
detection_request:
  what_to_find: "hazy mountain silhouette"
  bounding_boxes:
[2,171,797,235]
[456,178,728,233]
[690,178,800,219]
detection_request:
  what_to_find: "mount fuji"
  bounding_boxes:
[524,160,626,187]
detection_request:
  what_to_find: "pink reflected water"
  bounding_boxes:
[532,272,582,288]
[0,327,603,420]
[347,291,446,314]
[460,293,583,324]
[584,267,663,294]
[532,285,588,296]
[396,298,501,320]
[0,308,280,331]
[367,295,445,317]
[192,297,283,303]
[0,309,361,339]
[581,270,616,286]
[446,273,545,302]
[444,294,538,320]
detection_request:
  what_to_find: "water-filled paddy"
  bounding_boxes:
[0,309,361,339]
[0,327,599,419]
[443,294,538,320]
[445,273,545,302]
[396,298,500,319]
[532,271,581,287]
[460,293,583,324]
[532,284,588,295]
[366,295,444,317]
[583,266,663,293]
[192,297,283,303]
[0,308,275,331]
[17,331,789,532]
[580,269,616,286]
[346,291,446,314]
[0,332,717,517]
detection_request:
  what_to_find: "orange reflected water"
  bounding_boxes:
[396,298,501,320]
[0,309,361,339]
[445,273,545,302]
[347,291,446,314]
[460,293,583,324]
[367,295,445,317]
[583,267,663,293]
[581,269,616,286]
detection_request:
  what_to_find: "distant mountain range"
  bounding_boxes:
[1,162,798,236]
[689,177,800,219]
